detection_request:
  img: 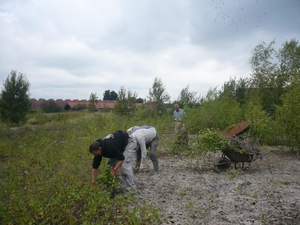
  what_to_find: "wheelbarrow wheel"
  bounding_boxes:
[214,157,231,173]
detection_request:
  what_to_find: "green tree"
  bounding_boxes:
[114,86,137,115]
[147,77,170,114]
[275,71,300,149]
[175,84,199,107]
[188,86,243,133]
[234,77,250,106]
[136,98,144,103]
[249,40,278,85]
[278,38,300,78]
[0,70,31,125]
[103,90,118,101]
[217,77,251,107]
[249,40,280,115]
[72,103,87,111]
[88,92,98,111]
[110,91,118,101]
[248,39,300,115]
[40,100,63,113]
[103,90,111,100]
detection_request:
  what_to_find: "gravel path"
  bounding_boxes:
[132,150,300,225]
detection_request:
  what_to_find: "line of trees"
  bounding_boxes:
[184,38,300,150]
[1,38,299,140]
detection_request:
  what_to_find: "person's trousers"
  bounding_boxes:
[174,122,189,142]
[136,134,159,173]
[106,137,137,194]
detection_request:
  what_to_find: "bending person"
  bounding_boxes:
[89,130,137,195]
[129,126,159,177]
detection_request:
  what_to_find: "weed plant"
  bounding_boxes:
[0,111,162,224]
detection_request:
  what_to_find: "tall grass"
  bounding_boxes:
[0,111,163,224]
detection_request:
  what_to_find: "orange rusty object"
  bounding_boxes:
[221,120,250,137]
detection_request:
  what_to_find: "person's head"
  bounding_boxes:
[89,141,102,156]
[174,104,180,112]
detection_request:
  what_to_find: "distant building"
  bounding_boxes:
[30,98,143,111]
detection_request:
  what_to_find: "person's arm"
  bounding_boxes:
[91,168,98,186]
[111,143,126,174]
[137,138,147,162]
[114,160,124,171]
[103,133,114,139]
[173,111,177,121]
[91,156,101,186]
[110,158,125,175]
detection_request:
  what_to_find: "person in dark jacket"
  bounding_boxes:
[89,130,137,195]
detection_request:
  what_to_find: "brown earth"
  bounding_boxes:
[132,146,300,225]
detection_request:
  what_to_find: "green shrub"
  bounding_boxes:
[195,128,231,155]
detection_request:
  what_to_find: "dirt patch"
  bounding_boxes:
[132,149,300,224]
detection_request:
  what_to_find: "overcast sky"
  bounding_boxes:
[0,0,299,101]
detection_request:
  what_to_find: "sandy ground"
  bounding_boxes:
[132,148,300,225]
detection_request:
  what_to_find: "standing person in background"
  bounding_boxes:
[173,104,189,144]
[128,126,160,177]
[89,130,137,195]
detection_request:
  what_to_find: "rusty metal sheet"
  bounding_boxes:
[222,120,250,137]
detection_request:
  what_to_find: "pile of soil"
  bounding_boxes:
[132,148,300,224]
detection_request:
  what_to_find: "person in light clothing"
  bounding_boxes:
[129,126,159,176]
[173,104,186,134]
[127,125,156,135]
[173,104,189,144]
[126,125,157,164]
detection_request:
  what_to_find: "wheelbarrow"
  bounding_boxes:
[213,121,275,173]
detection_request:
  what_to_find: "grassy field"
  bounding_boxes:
[0,111,174,224]
[1,109,298,224]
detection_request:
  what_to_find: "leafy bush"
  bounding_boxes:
[195,129,231,155]
[185,95,244,134]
